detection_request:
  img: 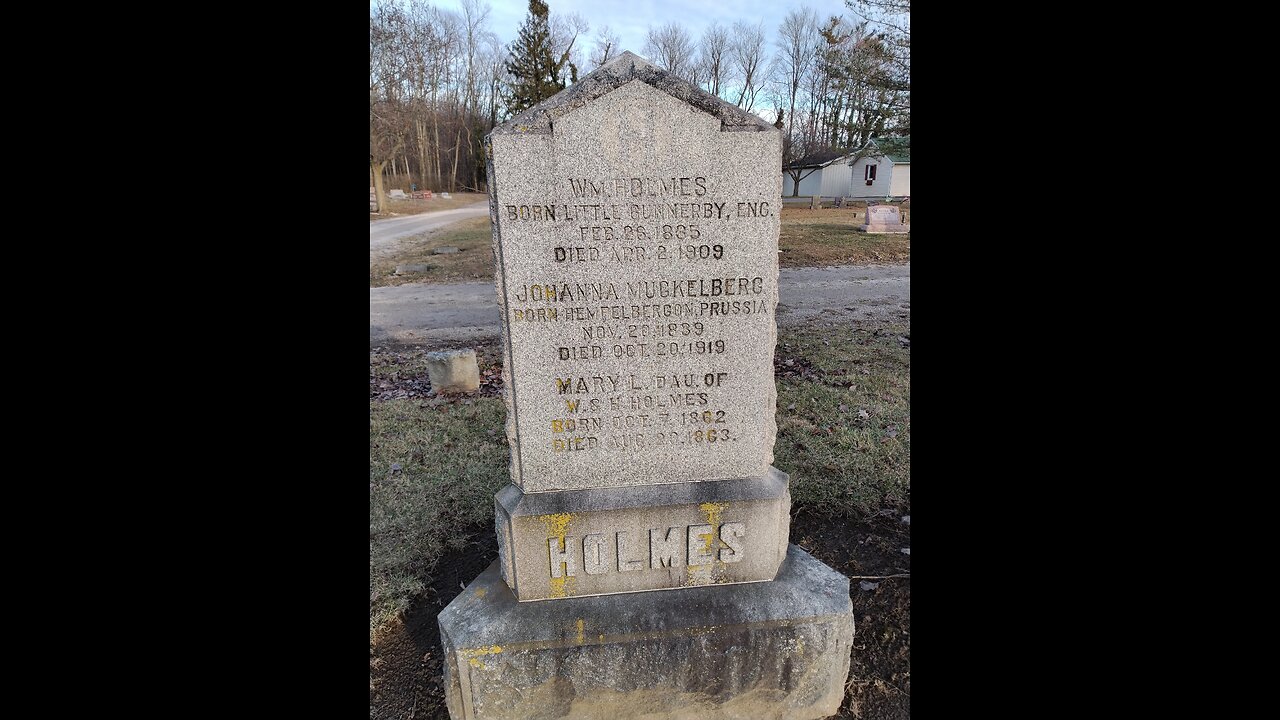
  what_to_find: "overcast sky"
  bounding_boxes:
[461,0,859,62]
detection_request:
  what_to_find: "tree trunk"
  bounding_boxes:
[433,116,442,189]
[372,161,388,213]
[450,127,464,193]
[419,123,429,191]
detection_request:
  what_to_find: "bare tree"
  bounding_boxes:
[697,23,730,98]
[589,25,621,69]
[370,0,505,205]
[729,20,767,112]
[849,0,909,134]
[775,8,820,153]
[550,11,589,83]
[370,1,411,212]
[644,22,696,80]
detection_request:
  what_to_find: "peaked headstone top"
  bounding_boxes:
[493,51,777,137]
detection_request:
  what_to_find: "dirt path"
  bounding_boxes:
[370,263,910,346]
[369,202,490,264]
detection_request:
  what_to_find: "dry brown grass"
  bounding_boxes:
[369,216,495,286]
[369,191,488,219]
[778,203,911,267]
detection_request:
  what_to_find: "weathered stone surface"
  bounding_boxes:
[495,467,791,601]
[427,349,480,393]
[439,544,854,720]
[435,246,461,254]
[395,263,432,274]
[810,196,821,209]
[858,204,910,233]
[389,189,407,199]
[487,51,782,493]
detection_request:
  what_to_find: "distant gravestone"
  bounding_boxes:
[438,50,853,720]
[441,192,452,199]
[433,246,460,254]
[833,196,844,208]
[389,189,407,199]
[859,204,910,233]
[394,263,431,275]
[810,195,821,209]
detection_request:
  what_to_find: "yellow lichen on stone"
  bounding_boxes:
[699,502,728,527]
[699,502,731,583]
[576,619,585,645]
[548,575,577,599]
[541,513,576,598]
[549,576,567,598]
[461,645,504,670]
[539,513,573,541]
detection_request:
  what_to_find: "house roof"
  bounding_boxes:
[866,136,910,163]
[783,149,848,170]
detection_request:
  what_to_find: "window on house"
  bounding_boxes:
[865,164,877,185]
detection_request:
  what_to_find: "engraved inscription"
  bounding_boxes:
[616,530,645,572]
[687,524,715,566]
[719,522,746,563]
[548,537,577,579]
[650,526,684,568]
[545,522,748,578]
[582,534,607,575]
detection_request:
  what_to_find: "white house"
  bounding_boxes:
[849,137,910,199]
[781,137,910,199]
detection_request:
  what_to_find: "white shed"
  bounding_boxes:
[847,137,910,199]
[781,137,910,199]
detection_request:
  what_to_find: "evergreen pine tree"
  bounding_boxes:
[504,0,578,116]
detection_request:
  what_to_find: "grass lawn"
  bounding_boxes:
[369,216,495,286]
[368,203,910,287]
[368,317,909,636]
[778,204,911,267]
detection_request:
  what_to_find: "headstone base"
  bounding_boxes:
[439,544,854,720]
[495,469,791,601]
[858,223,911,234]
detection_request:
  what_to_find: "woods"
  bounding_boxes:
[370,0,911,210]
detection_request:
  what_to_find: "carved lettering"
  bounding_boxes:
[616,531,644,572]
[719,522,746,563]
[687,524,715,566]
[549,537,577,578]
[650,527,684,568]
[582,534,607,575]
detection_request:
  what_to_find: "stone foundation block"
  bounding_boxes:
[439,544,855,720]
